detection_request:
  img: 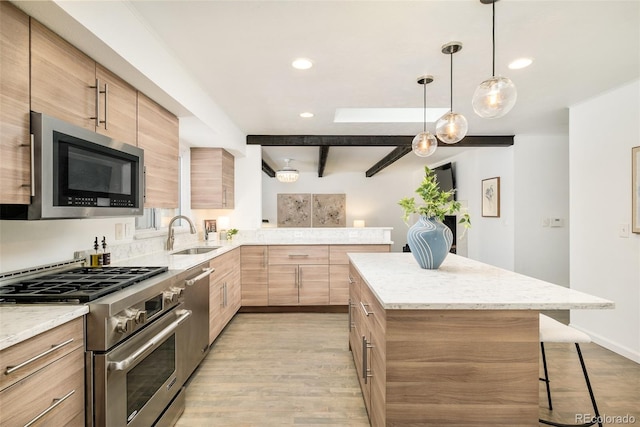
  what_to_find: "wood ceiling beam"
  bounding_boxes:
[366,145,413,177]
[247,135,514,147]
[318,146,329,177]
[262,160,276,177]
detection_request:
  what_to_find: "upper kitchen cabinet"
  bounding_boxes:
[30,20,137,145]
[137,93,179,208]
[0,2,30,204]
[190,148,235,209]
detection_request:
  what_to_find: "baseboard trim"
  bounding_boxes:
[570,323,640,363]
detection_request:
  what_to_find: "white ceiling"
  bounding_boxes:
[16,1,640,175]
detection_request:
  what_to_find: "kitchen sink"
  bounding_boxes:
[171,246,220,255]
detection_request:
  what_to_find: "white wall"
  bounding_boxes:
[453,147,515,270]
[514,135,570,286]
[262,168,417,253]
[569,79,640,363]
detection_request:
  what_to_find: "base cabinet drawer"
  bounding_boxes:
[0,347,84,426]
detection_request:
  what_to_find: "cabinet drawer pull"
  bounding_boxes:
[348,274,355,284]
[360,301,373,317]
[288,254,309,258]
[5,338,74,375]
[23,389,75,427]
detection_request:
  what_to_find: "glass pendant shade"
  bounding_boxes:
[412,131,437,157]
[472,75,517,119]
[276,159,299,183]
[436,112,468,144]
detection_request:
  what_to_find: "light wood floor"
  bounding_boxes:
[176,313,639,426]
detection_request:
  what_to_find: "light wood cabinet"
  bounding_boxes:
[240,246,269,306]
[349,260,539,426]
[137,93,179,208]
[190,148,235,209]
[268,245,329,306]
[0,317,85,426]
[349,266,386,426]
[95,64,137,143]
[0,1,30,204]
[209,248,241,343]
[30,19,95,131]
[30,19,137,144]
[329,245,389,305]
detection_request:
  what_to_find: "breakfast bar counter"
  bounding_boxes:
[347,253,613,426]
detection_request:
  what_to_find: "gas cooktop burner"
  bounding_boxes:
[0,266,168,303]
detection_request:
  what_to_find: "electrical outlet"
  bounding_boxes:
[115,223,124,240]
[124,223,132,238]
[550,218,565,228]
[619,223,630,238]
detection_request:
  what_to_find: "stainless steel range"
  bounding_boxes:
[0,260,213,427]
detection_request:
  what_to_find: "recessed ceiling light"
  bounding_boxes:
[292,58,313,70]
[508,58,533,70]
[300,112,314,118]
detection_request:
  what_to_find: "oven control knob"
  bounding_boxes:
[132,309,147,325]
[170,286,184,298]
[163,290,179,304]
[115,316,135,334]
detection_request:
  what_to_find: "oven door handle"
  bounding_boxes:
[107,309,192,372]
[185,267,215,286]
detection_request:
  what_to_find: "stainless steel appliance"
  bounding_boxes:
[0,112,144,220]
[180,265,214,381]
[0,260,213,427]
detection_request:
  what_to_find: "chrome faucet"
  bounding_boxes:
[166,215,197,251]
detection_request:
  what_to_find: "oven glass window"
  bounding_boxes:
[126,335,175,423]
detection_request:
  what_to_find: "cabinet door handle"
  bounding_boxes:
[102,82,109,129]
[224,283,228,306]
[220,283,225,307]
[348,274,355,284]
[299,267,303,288]
[23,389,75,427]
[89,79,106,128]
[362,336,373,384]
[263,248,267,268]
[360,301,372,317]
[20,134,35,196]
[223,188,227,207]
[5,338,74,375]
[348,298,352,330]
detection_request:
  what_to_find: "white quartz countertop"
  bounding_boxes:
[348,253,615,310]
[0,305,88,351]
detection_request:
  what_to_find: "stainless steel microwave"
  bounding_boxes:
[0,112,144,220]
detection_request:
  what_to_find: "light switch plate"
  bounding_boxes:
[619,223,630,238]
[115,223,124,240]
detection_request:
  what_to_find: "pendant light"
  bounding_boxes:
[412,75,437,157]
[472,0,517,119]
[276,158,299,183]
[436,42,468,144]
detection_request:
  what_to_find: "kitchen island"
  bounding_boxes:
[347,253,613,426]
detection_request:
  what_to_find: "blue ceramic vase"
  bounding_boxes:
[407,216,453,269]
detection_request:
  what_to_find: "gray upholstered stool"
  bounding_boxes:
[539,314,602,427]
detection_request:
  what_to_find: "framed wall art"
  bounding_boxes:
[312,193,346,227]
[277,193,311,227]
[633,146,640,233]
[482,177,500,218]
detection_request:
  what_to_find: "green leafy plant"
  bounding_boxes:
[226,228,238,240]
[398,166,471,228]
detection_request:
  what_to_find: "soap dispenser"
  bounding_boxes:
[101,236,111,266]
[90,237,103,268]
